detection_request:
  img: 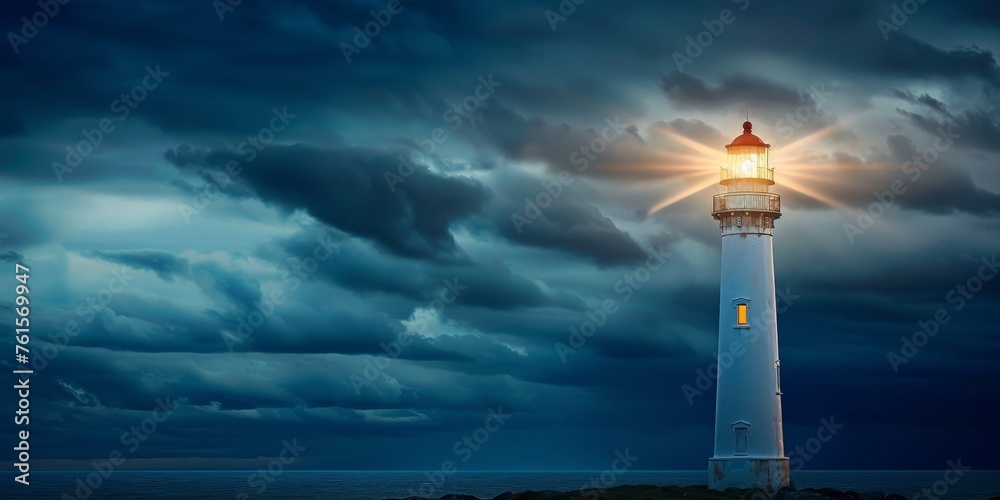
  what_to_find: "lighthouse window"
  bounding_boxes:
[736,304,748,325]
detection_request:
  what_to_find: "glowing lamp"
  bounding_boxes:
[722,121,773,183]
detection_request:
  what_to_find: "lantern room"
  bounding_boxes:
[721,121,774,185]
[711,120,781,228]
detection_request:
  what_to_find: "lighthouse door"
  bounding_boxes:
[733,424,749,456]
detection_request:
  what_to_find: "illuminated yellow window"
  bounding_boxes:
[736,304,748,325]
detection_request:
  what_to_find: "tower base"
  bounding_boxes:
[708,457,791,492]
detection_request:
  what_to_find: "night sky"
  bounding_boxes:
[1,0,999,473]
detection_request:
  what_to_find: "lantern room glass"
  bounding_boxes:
[725,145,770,180]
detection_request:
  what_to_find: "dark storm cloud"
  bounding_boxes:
[864,34,1000,87]
[480,167,654,267]
[662,72,806,110]
[26,347,536,419]
[167,141,653,267]
[20,270,489,360]
[889,89,952,118]
[0,1,496,137]
[88,248,190,281]
[726,1,1000,89]
[28,305,224,354]
[68,233,582,358]
[896,107,1000,153]
[76,249,396,354]
[883,133,1000,214]
[0,249,25,263]
[487,76,648,119]
[261,230,431,300]
[271,226,585,310]
[88,248,266,314]
[165,146,259,199]
[493,195,651,267]
[473,100,664,179]
[165,144,490,260]
[0,0,994,142]
[471,99,740,194]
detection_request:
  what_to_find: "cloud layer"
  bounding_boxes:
[1,0,998,472]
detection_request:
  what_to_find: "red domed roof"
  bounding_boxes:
[726,121,770,148]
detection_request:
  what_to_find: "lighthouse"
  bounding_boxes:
[708,121,790,492]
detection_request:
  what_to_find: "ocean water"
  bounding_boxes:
[3,470,998,499]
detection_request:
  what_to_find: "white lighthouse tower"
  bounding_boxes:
[708,121,790,492]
